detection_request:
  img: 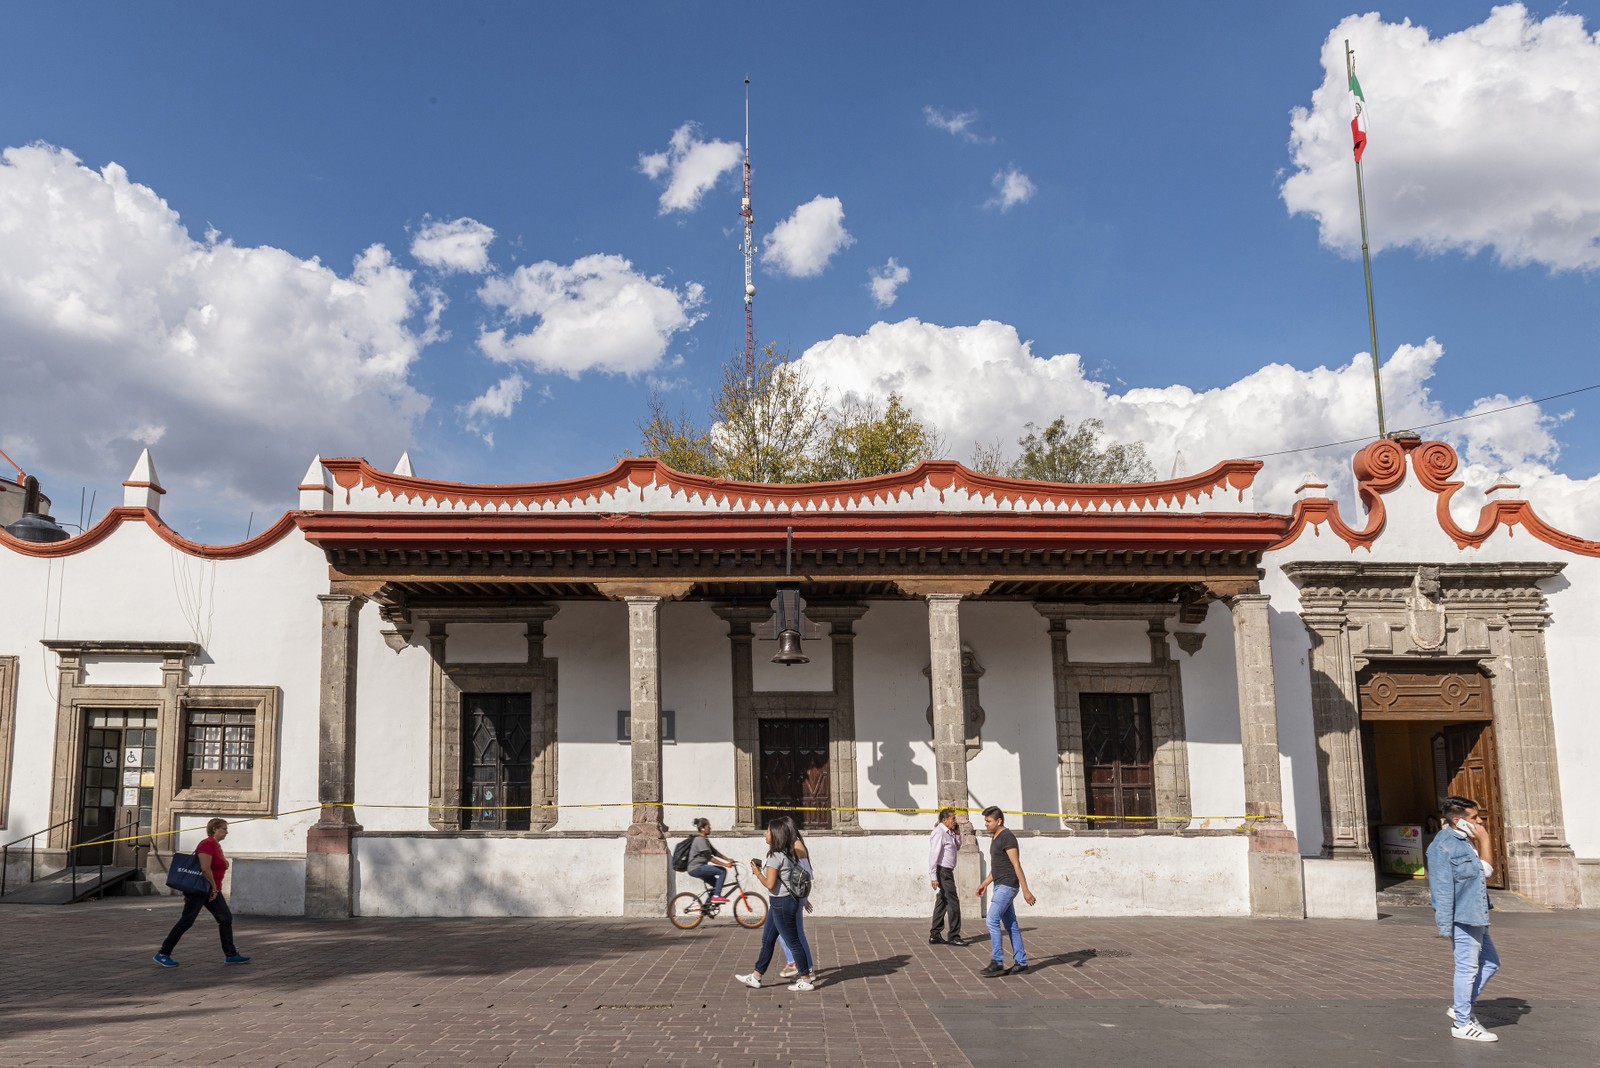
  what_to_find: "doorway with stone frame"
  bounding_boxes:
[1288,560,1581,908]
[1357,664,1506,891]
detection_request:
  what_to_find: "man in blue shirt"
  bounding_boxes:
[1426,795,1500,1043]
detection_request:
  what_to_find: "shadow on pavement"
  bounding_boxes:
[819,952,911,986]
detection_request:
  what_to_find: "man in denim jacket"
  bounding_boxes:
[1426,795,1500,1043]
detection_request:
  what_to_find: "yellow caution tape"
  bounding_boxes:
[68,801,1262,851]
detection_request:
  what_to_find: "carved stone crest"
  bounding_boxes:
[1407,566,1447,651]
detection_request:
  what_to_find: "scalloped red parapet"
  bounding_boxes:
[0,507,300,560]
[315,455,1263,514]
[1273,438,1600,556]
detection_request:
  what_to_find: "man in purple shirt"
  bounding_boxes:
[927,807,966,946]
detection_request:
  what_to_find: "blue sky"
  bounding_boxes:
[1,2,1598,539]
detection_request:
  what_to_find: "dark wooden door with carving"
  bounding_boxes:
[463,693,533,831]
[1441,722,1505,889]
[758,718,831,831]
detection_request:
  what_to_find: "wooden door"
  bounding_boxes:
[1080,694,1155,827]
[1441,723,1505,889]
[758,718,831,831]
[462,693,533,831]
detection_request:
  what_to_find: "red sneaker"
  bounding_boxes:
[710,895,729,903]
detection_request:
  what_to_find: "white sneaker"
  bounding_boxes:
[780,963,798,978]
[787,976,815,991]
[733,972,762,989]
[1451,1021,1498,1043]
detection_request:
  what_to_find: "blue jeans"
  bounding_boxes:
[755,895,810,976]
[986,884,1025,966]
[688,864,726,898]
[777,904,812,967]
[1451,923,1500,1025]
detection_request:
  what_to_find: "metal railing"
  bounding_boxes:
[1,817,76,897]
[70,818,141,901]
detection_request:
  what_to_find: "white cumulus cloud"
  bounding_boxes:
[1282,4,1600,272]
[985,167,1036,212]
[0,143,432,520]
[764,196,854,278]
[411,215,495,274]
[476,253,705,382]
[794,318,1589,521]
[867,258,911,308]
[462,372,528,440]
[639,122,743,214]
[923,106,989,143]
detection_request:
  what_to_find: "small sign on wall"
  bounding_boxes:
[617,710,676,744]
[121,788,139,806]
[125,747,142,767]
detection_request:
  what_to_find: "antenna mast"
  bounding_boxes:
[740,77,756,382]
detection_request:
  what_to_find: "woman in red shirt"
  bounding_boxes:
[153,818,250,967]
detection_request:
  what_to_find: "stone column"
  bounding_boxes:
[622,595,669,917]
[1496,604,1581,907]
[924,592,982,900]
[304,593,364,919]
[1300,608,1372,859]
[1226,592,1305,919]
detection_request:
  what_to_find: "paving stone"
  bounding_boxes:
[0,899,1597,1065]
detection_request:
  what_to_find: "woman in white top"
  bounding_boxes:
[733,817,814,991]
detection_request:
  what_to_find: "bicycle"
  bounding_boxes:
[668,863,767,930]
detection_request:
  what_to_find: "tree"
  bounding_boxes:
[971,417,1155,484]
[633,349,943,483]
[809,393,944,482]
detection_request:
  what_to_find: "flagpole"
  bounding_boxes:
[1347,39,1387,438]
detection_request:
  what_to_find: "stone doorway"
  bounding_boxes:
[1358,666,1505,890]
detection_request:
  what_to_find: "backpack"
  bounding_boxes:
[671,837,693,873]
[779,855,812,899]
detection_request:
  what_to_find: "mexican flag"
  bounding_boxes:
[1349,72,1369,162]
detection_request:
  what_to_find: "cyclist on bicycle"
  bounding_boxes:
[686,817,737,903]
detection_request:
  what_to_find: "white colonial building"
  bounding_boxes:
[1,438,1595,919]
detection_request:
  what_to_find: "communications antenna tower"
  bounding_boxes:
[740,77,756,382]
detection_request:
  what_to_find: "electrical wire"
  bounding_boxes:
[1245,383,1600,460]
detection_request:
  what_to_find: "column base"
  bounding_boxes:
[1505,842,1582,909]
[1248,850,1305,919]
[303,821,360,919]
[304,853,354,919]
[623,848,669,917]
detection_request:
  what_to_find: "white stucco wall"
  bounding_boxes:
[353,836,623,916]
[663,831,1249,918]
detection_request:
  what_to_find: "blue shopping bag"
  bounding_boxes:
[165,852,210,895]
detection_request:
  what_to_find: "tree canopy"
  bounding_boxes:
[634,348,943,483]
[972,416,1155,484]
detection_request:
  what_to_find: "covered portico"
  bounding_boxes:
[293,456,1305,920]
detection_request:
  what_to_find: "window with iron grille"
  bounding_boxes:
[463,693,533,831]
[1079,693,1154,828]
[184,709,256,790]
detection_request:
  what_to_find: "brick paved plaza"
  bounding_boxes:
[2,897,1598,1066]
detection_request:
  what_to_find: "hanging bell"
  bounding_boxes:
[772,629,809,666]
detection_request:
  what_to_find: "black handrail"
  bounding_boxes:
[71,817,140,901]
[1,817,76,897]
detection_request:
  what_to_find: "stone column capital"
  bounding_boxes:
[896,580,992,600]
